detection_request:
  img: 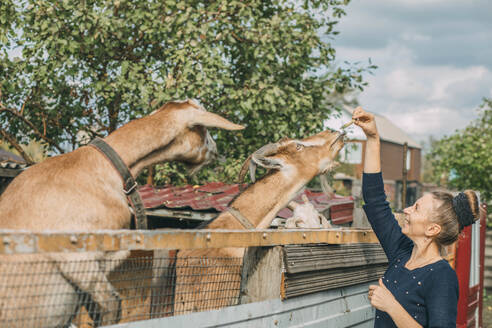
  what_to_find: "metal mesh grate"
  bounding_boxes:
[0,251,243,327]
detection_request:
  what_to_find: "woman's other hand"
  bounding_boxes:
[353,107,379,139]
[368,278,397,313]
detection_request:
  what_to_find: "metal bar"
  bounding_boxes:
[146,208,216,221]
[402,142,408,209]
[0,228,378,254]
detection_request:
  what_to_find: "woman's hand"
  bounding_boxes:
[352,107,379,139]
[368,278,397,313]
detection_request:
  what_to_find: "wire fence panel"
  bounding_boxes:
[0,229,379,327]
[173,256,242,315]
[0,251,243,327]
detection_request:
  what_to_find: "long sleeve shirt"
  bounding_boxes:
[362,172,459,328]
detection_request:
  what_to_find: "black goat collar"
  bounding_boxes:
[89,138,148,230]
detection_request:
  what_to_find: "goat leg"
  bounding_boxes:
[53,253,122,326]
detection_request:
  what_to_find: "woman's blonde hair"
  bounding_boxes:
[430,190,479,248]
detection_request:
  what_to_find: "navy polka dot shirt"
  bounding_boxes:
[363,172,459,328]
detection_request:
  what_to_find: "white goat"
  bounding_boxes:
[285,194,331,229]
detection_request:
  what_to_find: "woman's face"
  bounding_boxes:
[402,193,439,239]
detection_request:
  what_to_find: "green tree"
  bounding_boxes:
[0,0,372,184]
[428,98,492,202]
[420,135,439,183]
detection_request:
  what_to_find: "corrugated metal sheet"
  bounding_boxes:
[139,184,353,220]
[283,264,387,299]
[139,182,241,212]
[0,149,26,170]
[282,244,388,300]
[283,244,387,274]
[0,149,25,163]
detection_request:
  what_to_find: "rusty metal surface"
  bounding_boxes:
[139,183,354,221]
[0,229,378,254]
[139,182,240,212]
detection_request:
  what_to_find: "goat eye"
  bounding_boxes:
[296,144,304,151]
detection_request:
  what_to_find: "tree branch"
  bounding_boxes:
[0,128,34,165]
[0,104,64,153]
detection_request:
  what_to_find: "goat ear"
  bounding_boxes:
[188,110,244,130]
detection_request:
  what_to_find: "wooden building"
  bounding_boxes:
[325,107,422,209]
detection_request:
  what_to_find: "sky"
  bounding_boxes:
[331,0,492,147]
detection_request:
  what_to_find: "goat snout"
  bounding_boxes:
[332,131,345,146]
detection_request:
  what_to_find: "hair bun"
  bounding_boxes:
[452,191,478,229]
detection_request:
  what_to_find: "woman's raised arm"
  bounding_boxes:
[352,107,380,173]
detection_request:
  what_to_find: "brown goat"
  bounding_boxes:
[173,129,345,314]
[0,100,243,327]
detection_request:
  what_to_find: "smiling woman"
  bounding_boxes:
[352,107,479,328]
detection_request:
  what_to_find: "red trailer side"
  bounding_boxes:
[455,203,487,328]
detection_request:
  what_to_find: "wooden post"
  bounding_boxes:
[239,246,283,304]
[147,165,154,186]
[401,142,408,210]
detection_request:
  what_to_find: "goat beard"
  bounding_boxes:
[320,161,340,174]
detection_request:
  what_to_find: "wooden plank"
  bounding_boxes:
[0,229,379,254]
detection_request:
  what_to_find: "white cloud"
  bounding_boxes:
[401,32,431,42]
[427,66,489,102]
[383,69,428,100]
[335,41,492,142]
[389,0,452,4]
[381,107,469,138]
[332,1,492,144]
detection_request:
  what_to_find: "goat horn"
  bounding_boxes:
[253,143,280,157]
[238,154,253,185]
[249,160,257,183]
[238,142,281,186]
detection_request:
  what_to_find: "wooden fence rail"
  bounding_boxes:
[0,228,378,255]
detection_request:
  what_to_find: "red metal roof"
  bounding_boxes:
[139,182,353,220]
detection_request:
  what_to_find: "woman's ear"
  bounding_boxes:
[426,223,442,238]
